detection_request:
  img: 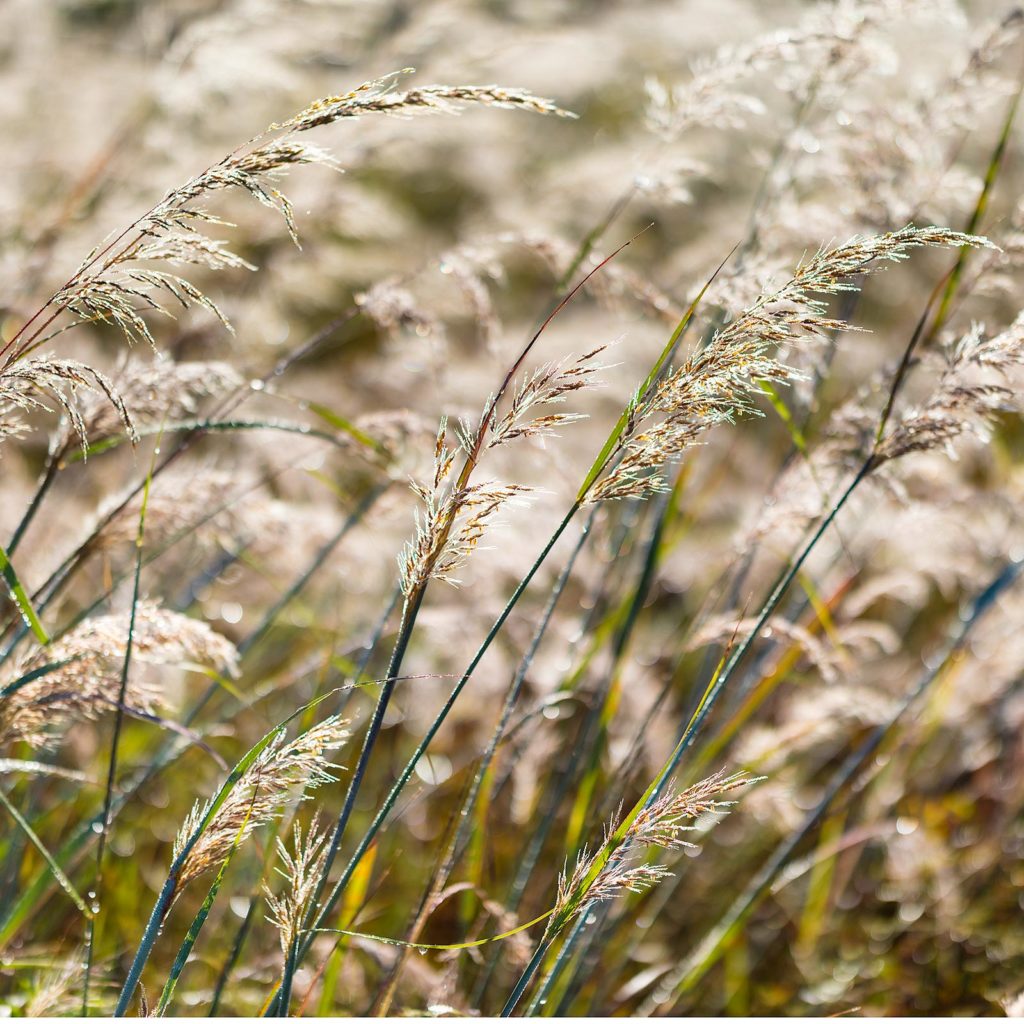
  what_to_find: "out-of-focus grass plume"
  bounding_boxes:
[3,0,1024,1016]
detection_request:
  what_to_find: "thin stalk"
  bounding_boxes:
[501,931,554,1017]
[567,485,677,843]
[556,186,637,292]
[525,911,588,1015]
[376,508,598,1009]
[550,903,611,1015]
[282,506,582,999]
[501,459,871,1014]
[279,937,300,1016]
[471,503,664,1005]
[453,505,597,869]
[0,787,93,921]
[273,236,654,1008]
[209,570,402,1009]
[643,559,1021,1013]
[924,73,1023,346]
[295,585,426,958]
[876,82,1021,449]
[6,449,61,556]
[156,780,264,1017]
[367,777,477,1016]
[671,462,870,767]
[531,485,692,1011]
[0,541,49,646]
[115,875,178,1016]
[469,695,598,1008]
[114,698,330,1014]
[336,581,403,716]
[208,887,259,1015]
[83,439,156,1013]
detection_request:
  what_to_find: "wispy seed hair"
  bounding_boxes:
[173,716,349,890]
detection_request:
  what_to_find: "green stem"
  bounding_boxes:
[84,441,154,1014]
[525,912,587,1015]
[263,506,589,1018]
[451,507,596,870]
[7,449,62,556]
[279,587,427,1006]
[645,558,1021,1012]
[504,460,872,1011]
[286,507,581,987]
[0,540,49,645]
[279,938,300,1016]
[669,460,869,772]
[114,873,178,1016]
[501,931,555,1017]
[0,788,92,920]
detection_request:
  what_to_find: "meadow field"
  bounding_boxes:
[2,0,1024,1015]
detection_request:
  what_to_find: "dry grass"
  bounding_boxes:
[2,0,1024,1017]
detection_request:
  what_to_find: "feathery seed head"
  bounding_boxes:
[62,358,241,451]
[278,71,575,132]
[0,603,238,751]
[877,315,1024,462]
[263,814,331,955]
[0,357,134,457]
[553,770,753,924]
[174,716,348,890]
[486,346,607,450]
[588,226,990,502]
